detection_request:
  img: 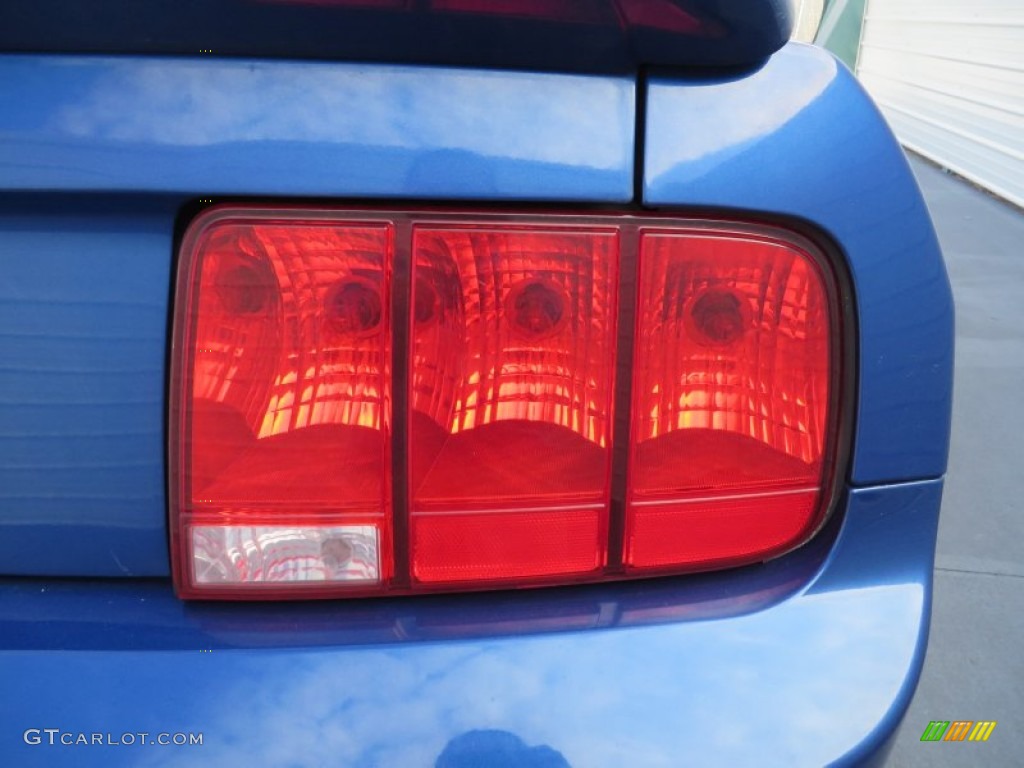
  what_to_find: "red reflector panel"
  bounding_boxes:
[412,508,603,583]
[627,230,832,571]
[172,216,392,597]
[409,225,619,583]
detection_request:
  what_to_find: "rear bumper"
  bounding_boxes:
[0,479,941,767]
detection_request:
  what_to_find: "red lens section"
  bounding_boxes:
[626,229,832,570]
[173,217,392,597]
[172,210,840,600]
[409,225,619,583]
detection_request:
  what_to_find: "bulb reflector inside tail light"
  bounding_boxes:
[626,230,834,571]
[172,209,842,600]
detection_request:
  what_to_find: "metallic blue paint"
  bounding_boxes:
[0,197,176,576]
[644,43,955,484]
[0,55,634,202]
[0,480,942,766]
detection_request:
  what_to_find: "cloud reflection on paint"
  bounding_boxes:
[50,61,631,171]
[139,583,920,768]
[646,44,836,183]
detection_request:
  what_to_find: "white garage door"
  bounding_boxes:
[856,0,1024,207]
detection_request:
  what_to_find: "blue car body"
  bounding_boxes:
[0,17,953,768]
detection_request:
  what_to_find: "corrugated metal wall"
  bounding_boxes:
[855,0,1024,207]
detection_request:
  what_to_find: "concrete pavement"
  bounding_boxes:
[887,155,1024,766]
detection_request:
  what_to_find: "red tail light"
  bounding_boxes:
[171,209,843,599]
[626,230,832,571]
[173,218,393,598]
[409,225,618,583]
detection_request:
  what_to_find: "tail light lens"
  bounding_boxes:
[409,225,618,583]
[173,219,392,598]
[626,231,832,571]
[171,209,843,599]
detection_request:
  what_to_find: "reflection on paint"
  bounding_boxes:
[7,58,630,170]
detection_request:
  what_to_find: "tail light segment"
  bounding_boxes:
[410,225,619,583]
[627,231,833,571]
[171,209,845,599]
